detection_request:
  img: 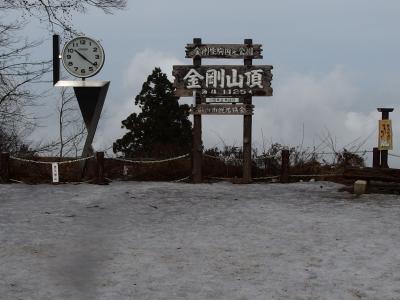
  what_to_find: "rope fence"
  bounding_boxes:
[2,152,191,184]
[10,155,94,165]
[5,155,98,184]
[110,153,190,164]
[2,147,400,185]
[173,176,190,183]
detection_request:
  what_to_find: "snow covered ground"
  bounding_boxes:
[1,181,400,300]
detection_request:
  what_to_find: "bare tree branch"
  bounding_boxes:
[1,0,127,33]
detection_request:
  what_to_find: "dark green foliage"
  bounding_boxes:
[113,68,192,158]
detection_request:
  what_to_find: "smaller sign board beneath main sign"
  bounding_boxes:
[191,104,253,115]
[173,65,273,97]
[378,119,393,150]
[205,97,240,103]
[185,44,263,59]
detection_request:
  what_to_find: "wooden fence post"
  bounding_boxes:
[0,152,10,183]
[372,147,380,168]
[281,149,290,183]
[96,152,105,185]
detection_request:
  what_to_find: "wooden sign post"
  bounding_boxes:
[173,38,273,183]
[192,38,203,183]
[243,39,253,183]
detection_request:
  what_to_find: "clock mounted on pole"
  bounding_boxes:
[61,36,105,78]
[53,35,110,161]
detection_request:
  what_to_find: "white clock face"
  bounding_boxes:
[62,36,105,78]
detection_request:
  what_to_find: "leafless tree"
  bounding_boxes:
[57,88,86,157]
[0,0,127,153]
[0,21,51,153]
[1,0,127,33]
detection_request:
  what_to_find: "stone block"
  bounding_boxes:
[354,180,367,195]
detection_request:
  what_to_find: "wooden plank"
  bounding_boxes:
[191,104,253,115]
[185,43,263,59]
[173,65,273,97]
[344,167,400,183]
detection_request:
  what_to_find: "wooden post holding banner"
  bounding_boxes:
[96,151,106,185]
[377,108,394,168]
[0,152,10,183]
[192,38,203,184]
[243,39,253,183]
[372,147,380,169]
[281,149,290,183]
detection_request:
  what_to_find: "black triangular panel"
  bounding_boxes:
[74,87,102,127]
[72,82,110,157]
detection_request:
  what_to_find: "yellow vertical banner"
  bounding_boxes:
[378,119,393,150]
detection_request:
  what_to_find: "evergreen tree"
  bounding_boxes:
[113,68,192,158]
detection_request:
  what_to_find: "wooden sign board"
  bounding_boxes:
[378,119,393,150]
[191,104,253,115]
[173,65,273,97]
[185,44,263,59]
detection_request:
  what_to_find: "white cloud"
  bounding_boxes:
[202,66,384,164]
[124,49,183,88]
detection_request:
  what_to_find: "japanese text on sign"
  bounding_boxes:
[173,65,273,97]
[378,119,393,150]
[191,104,253,115]
[52,163,59,183]
[185,44,263,59]
[190,46,253,57]
[184,68,264,89]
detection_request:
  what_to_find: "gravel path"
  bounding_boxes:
[1,181,400,300]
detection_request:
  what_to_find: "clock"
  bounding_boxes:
[61,36,105,78]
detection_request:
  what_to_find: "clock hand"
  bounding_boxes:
[74,49,96,66]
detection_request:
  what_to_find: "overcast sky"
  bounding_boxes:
[25,0,400,163]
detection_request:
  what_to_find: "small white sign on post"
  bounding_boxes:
[52,163,59,183]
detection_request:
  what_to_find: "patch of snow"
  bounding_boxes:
[1,182,400,299]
